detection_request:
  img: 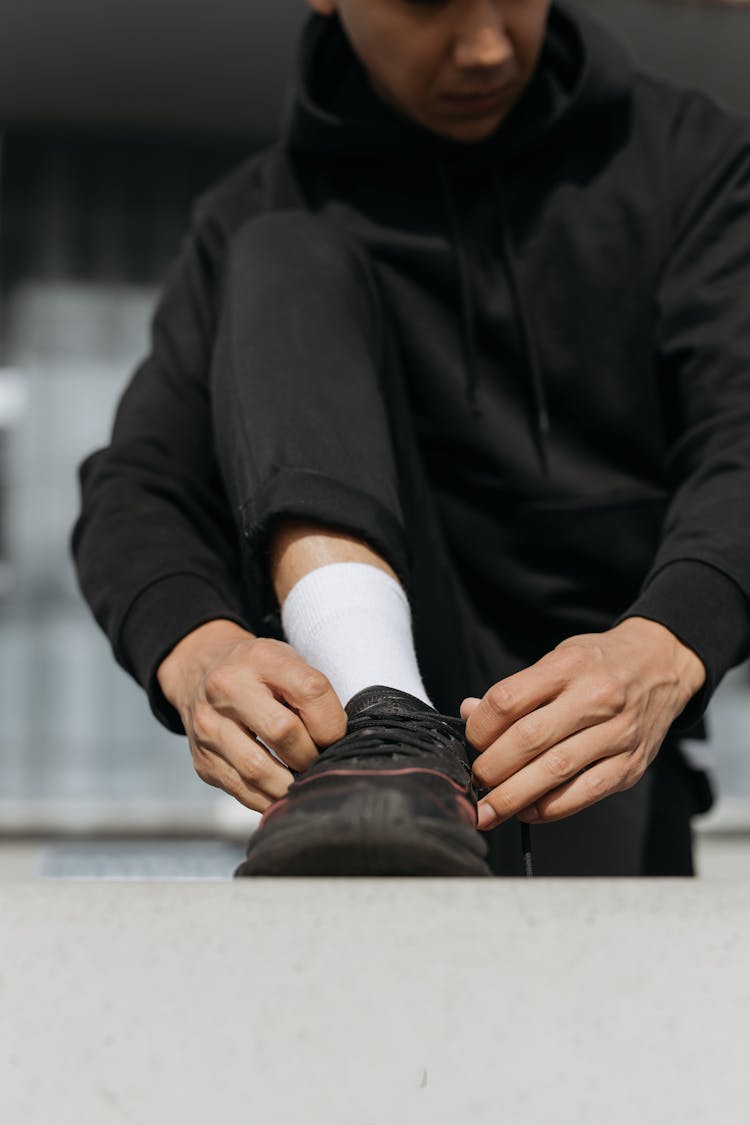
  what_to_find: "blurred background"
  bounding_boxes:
[1,0,750,879]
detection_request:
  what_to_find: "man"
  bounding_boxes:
[73,0,750,876]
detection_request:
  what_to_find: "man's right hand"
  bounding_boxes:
[157,619,348,814]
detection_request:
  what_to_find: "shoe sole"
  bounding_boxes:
[234,783,493,877]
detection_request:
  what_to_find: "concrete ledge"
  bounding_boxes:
[1,880,748,1123]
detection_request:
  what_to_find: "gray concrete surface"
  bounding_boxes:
[1,880,749,1124]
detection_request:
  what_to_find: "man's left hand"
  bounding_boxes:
[461,617,706,830]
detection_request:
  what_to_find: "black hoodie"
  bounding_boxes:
[73,0,750,734]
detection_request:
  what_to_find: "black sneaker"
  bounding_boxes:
[234,685,492,877]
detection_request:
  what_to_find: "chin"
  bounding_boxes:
[436,117,506,145]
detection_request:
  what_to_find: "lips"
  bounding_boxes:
[448,87,506,101]
[441,86,511,115]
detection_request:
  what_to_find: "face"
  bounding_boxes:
[305,0,552,144]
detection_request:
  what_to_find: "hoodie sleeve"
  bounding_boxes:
[618,99,750,729]
[71,204,256,735]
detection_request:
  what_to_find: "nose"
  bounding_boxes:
[453,0,513,70]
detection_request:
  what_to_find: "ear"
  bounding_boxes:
[304,0,337,15]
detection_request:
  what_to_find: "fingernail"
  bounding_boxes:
[476,803,494,830]
[520,806,539,823]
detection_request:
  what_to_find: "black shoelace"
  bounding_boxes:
[318,709,469,765]
[521,822,534,878]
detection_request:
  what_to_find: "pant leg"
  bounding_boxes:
[210,209,696,877]
[210,211,403,574]
[643,741,713,876]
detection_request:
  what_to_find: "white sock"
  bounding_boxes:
[280,561,433,709]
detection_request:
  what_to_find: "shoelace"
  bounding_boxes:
[308,707,536,877]
[324,709,469,764]
[521,823,534,878]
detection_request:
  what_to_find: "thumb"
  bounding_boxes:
[460,697,481,721]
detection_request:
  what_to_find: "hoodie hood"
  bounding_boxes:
[282,1,634,464]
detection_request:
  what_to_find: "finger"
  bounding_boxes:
[460,697,481,720]
[476,720,625,830]
[269,659,348,749]
[471,686,610,791]
[193,745,282,814]
[517,755,639,824]
[220,684,323,773]
[193,702,296,801]
[465,656,571,752]
[215,714,300,800]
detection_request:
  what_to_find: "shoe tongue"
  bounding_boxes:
[345,685,436,721]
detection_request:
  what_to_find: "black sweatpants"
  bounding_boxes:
[210,210,707,877]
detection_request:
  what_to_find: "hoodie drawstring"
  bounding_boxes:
[437,160,551,475]
[500,220,551,476]
[438,164,481,421]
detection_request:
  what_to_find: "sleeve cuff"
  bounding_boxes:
[616,560,750,732]
[117,574,252,733]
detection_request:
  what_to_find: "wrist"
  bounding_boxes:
[157,619,256,707]
[615,615,706,702]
